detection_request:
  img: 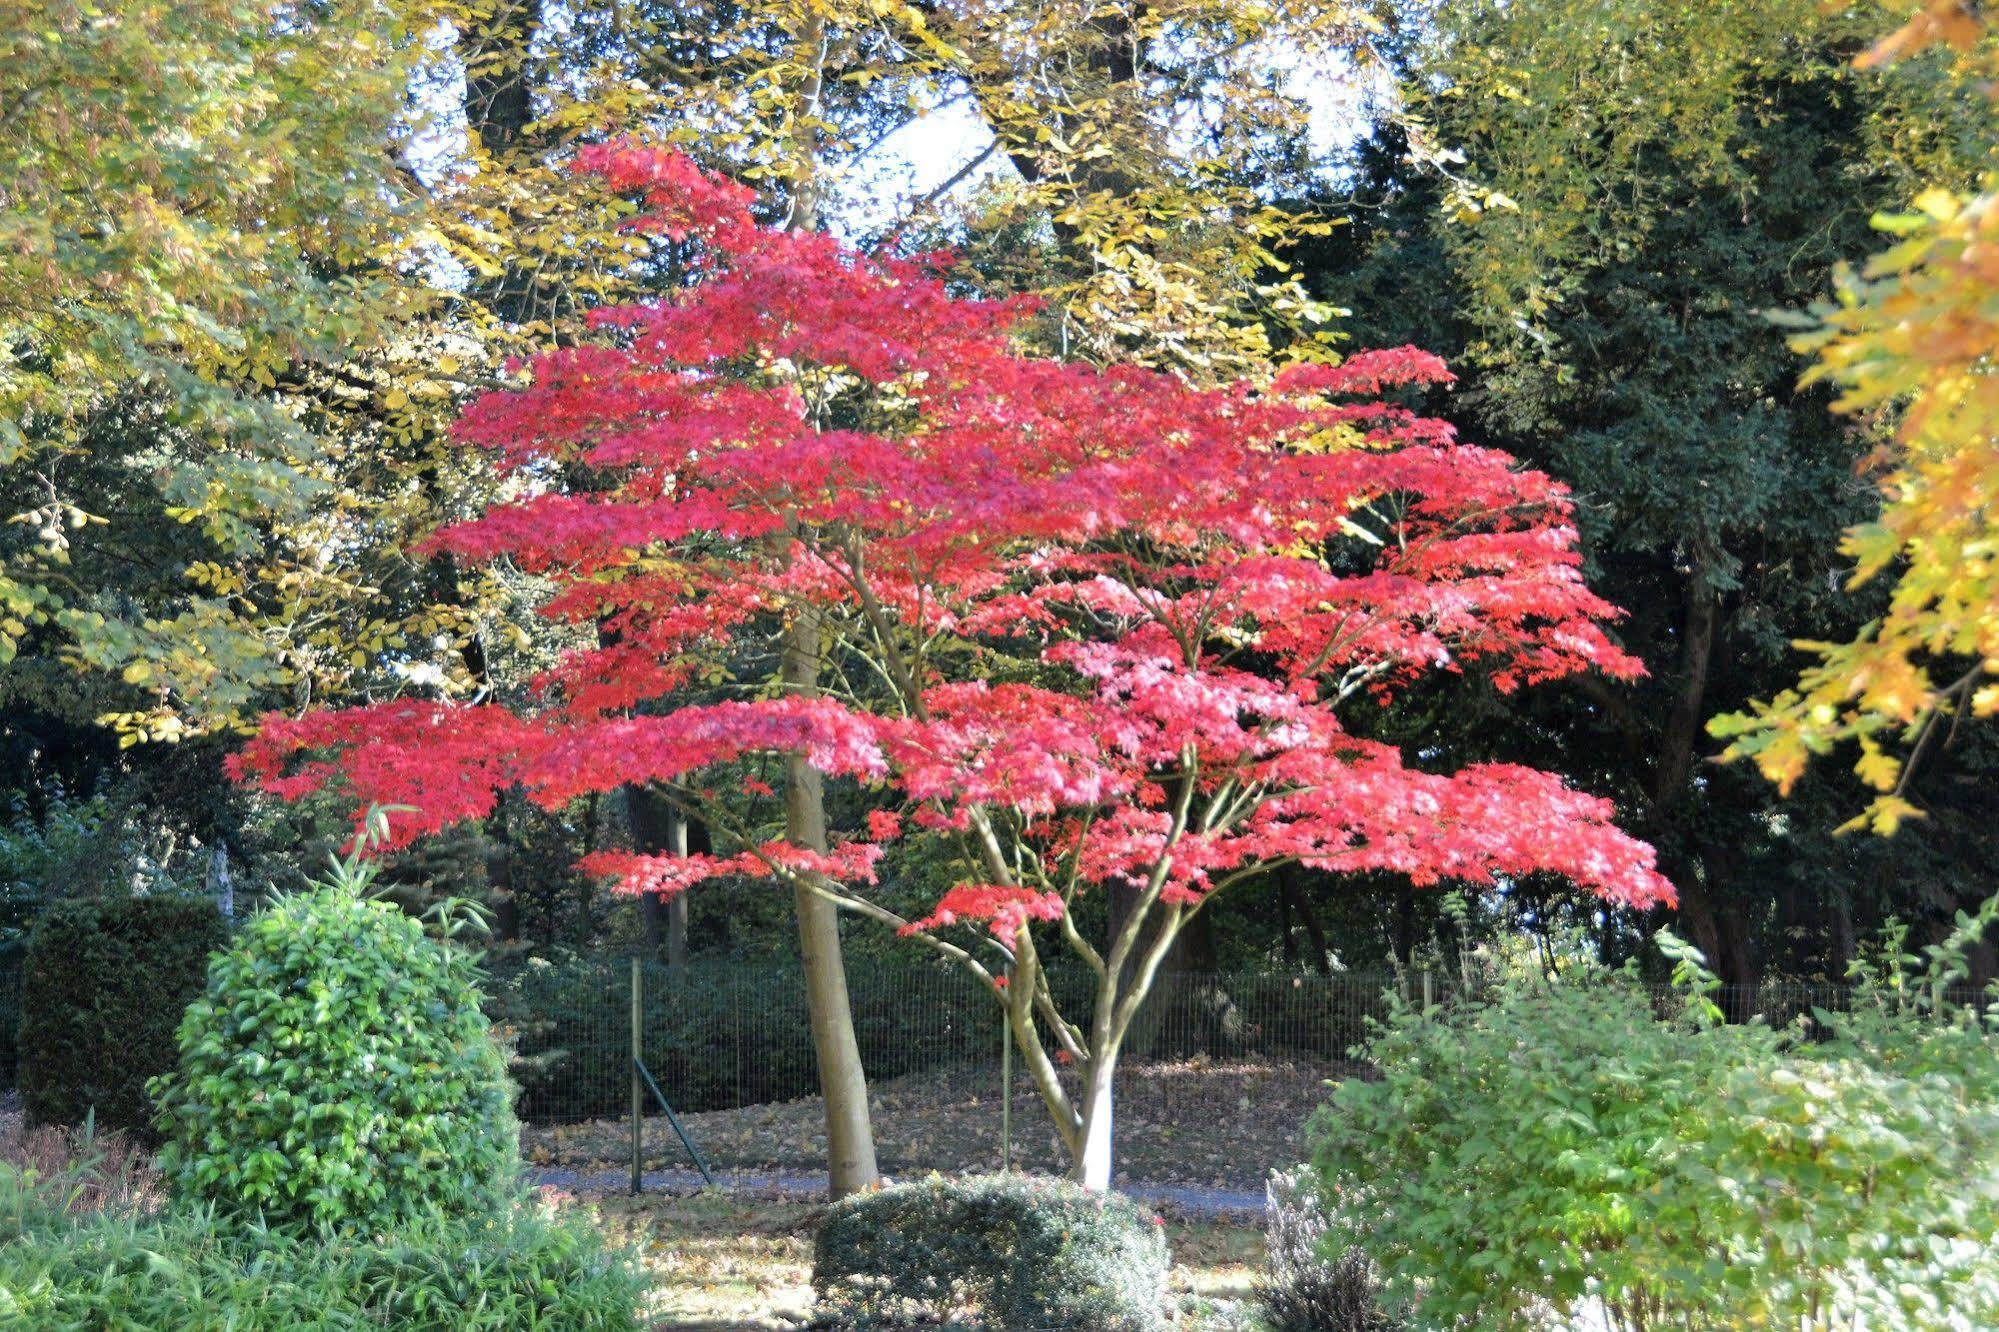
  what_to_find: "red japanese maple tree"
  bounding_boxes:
[232,146,1674,1189]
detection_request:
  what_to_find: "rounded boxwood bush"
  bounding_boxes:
[814,1173,1170,1331]
[153,879,517,1232]
[18,895,225,1138]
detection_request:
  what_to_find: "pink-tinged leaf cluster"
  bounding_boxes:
[903,885,1069,948]
[579,839,885,900]
[232,144,1674,950]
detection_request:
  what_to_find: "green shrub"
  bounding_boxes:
[813,1173,1169,1331]
[154,849,517,1232]
[17,894,225,1136]
[0,1187,648,1329]
[1310,929,1999,1332]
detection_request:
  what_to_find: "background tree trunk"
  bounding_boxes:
[1648,570,1759,989]
[777,16,880,1200]
[664,807,689,971]
[783,604,880,1197]
[626,785,692,967]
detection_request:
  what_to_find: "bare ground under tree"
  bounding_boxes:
[521,1057,1350,1192]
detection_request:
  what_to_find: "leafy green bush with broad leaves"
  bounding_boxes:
[18,894,225,1137]
[814,1173,1169,1331]
[152,816,517,1232]
[1310,910,1999,1332]
[0,1182,647,1330]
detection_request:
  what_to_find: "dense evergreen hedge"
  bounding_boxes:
[17,895,225,1137]
[488,953,1087,1121]
[0,940,24,1089]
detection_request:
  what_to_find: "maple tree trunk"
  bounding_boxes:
[1071,889,1191,1190]
[1071,1050,1119,1192]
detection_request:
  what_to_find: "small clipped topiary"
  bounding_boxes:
[814,1173,1169,1331]
[18,895,226,1138]
[153,832,516,1233]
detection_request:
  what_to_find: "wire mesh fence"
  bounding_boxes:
[494,956,1417,1188]
[0,937,1986,1191]
[492,956,1994,1191]
[493,958,1996,1124]
[487,957,1419,1128]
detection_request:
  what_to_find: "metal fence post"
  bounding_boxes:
[630,955,642,1196]
[1422,969,1434,1013]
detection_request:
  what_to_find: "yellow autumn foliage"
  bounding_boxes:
[1712,1,1999,834]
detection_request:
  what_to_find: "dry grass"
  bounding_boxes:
[0,1101,166,1223]
[579,1188,1264,1330]
[591,1191,814,1329]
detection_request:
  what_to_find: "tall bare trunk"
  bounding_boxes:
[1649,570,1758,988]
[1283,867,1334,976]
[783,604,880,1197]
[778,26,879,1196]
[1670,870,1758,992]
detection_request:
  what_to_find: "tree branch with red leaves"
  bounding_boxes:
[229,145,1674,1189]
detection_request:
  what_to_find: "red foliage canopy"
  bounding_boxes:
[232,145,1674,942]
